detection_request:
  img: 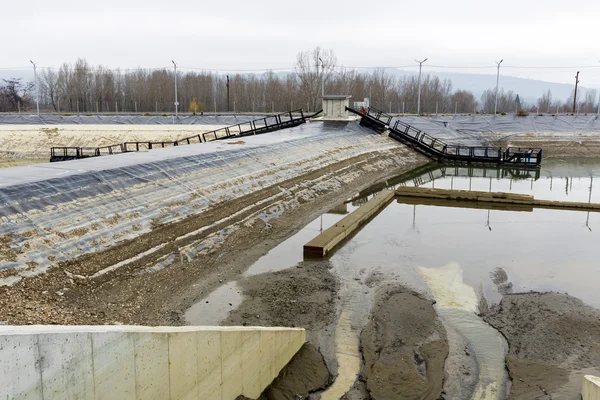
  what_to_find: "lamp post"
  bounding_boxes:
[172,60,178,118]
[319,57,325,98]
[415,58,428,115]
[494,59,503,115]
[30,60,39,116]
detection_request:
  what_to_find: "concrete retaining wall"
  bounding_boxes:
[583,375,600,400]
[0,325,305,400]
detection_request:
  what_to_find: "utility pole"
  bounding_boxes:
[573,71,580,114]
[30,60,40,116]
[172,60,178,118]
[226,75,231,113]
[494,59,504,115]
[415,58,428,115]
[319,57,325,98]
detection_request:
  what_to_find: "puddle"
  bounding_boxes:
[184,281,243,325]
[245,202,362,276]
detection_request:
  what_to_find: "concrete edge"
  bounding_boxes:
[583,375,600,400]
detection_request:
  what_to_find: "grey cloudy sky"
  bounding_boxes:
[4,0,600,85]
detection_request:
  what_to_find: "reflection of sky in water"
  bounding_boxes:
[359,201,599,307]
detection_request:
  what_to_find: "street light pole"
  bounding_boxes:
[415,58,428,115]
[30,60,39,116]
[226,75,230,113]
[171,60,178,118]
[319,57,325,98]
[494,59,503,115]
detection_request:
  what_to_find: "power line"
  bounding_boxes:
[503,65,600,69]
[1,63,600,74]
[0,66,31,70]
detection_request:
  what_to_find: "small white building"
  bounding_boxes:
[322,95,353,120]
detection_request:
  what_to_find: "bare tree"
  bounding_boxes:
[41,69,59,111]
[294,47,337,111]
[537,90,552,113]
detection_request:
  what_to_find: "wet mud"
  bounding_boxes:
[222,260,338,333]
[485,292,600,399]
[360,285,448,400]
[260,344,332,400]
[223,260,339,399]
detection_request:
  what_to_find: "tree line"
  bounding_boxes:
[1,48,598,115]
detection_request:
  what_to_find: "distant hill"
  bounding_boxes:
[387,69,597,105]
[0,70,34,84]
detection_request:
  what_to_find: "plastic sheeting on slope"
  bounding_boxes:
[0,121,413,283]
[0,114,269,125]
[391,115,600,145]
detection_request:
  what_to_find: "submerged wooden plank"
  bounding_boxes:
[395,186,533,201]
[395,186,600,212]
[396,197,534,212]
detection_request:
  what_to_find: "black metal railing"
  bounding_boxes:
[348,106,542,167]
[50,109,315,162]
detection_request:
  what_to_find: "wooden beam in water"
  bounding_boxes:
[396,197,534,212]
[395,186,600,213]
[303,190,395,258]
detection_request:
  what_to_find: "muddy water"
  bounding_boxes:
[186,158,600,397]
[326,159,600,398]
[420,263,508,398]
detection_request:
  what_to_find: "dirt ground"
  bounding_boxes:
[3,128,600,399]
[223,261,338,399]
[0,158,48,168]
[492,138,600,158]
[0,124,231,159]
[221,264,451,399]
[0,148,426,326]
[360,284,448,400]
[485,292,600,399]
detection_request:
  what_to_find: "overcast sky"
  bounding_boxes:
[4,0,600,85]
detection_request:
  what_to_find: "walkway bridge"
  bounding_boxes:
[50,110,318,162]
[343,162,540,206]
[347,106,542,167]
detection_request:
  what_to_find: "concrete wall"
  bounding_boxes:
[583,375,600,400]
[0,325,305,400]
[323,98,350,120]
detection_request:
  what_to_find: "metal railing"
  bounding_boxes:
[350,106,542,167]
[50,110,313,162]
